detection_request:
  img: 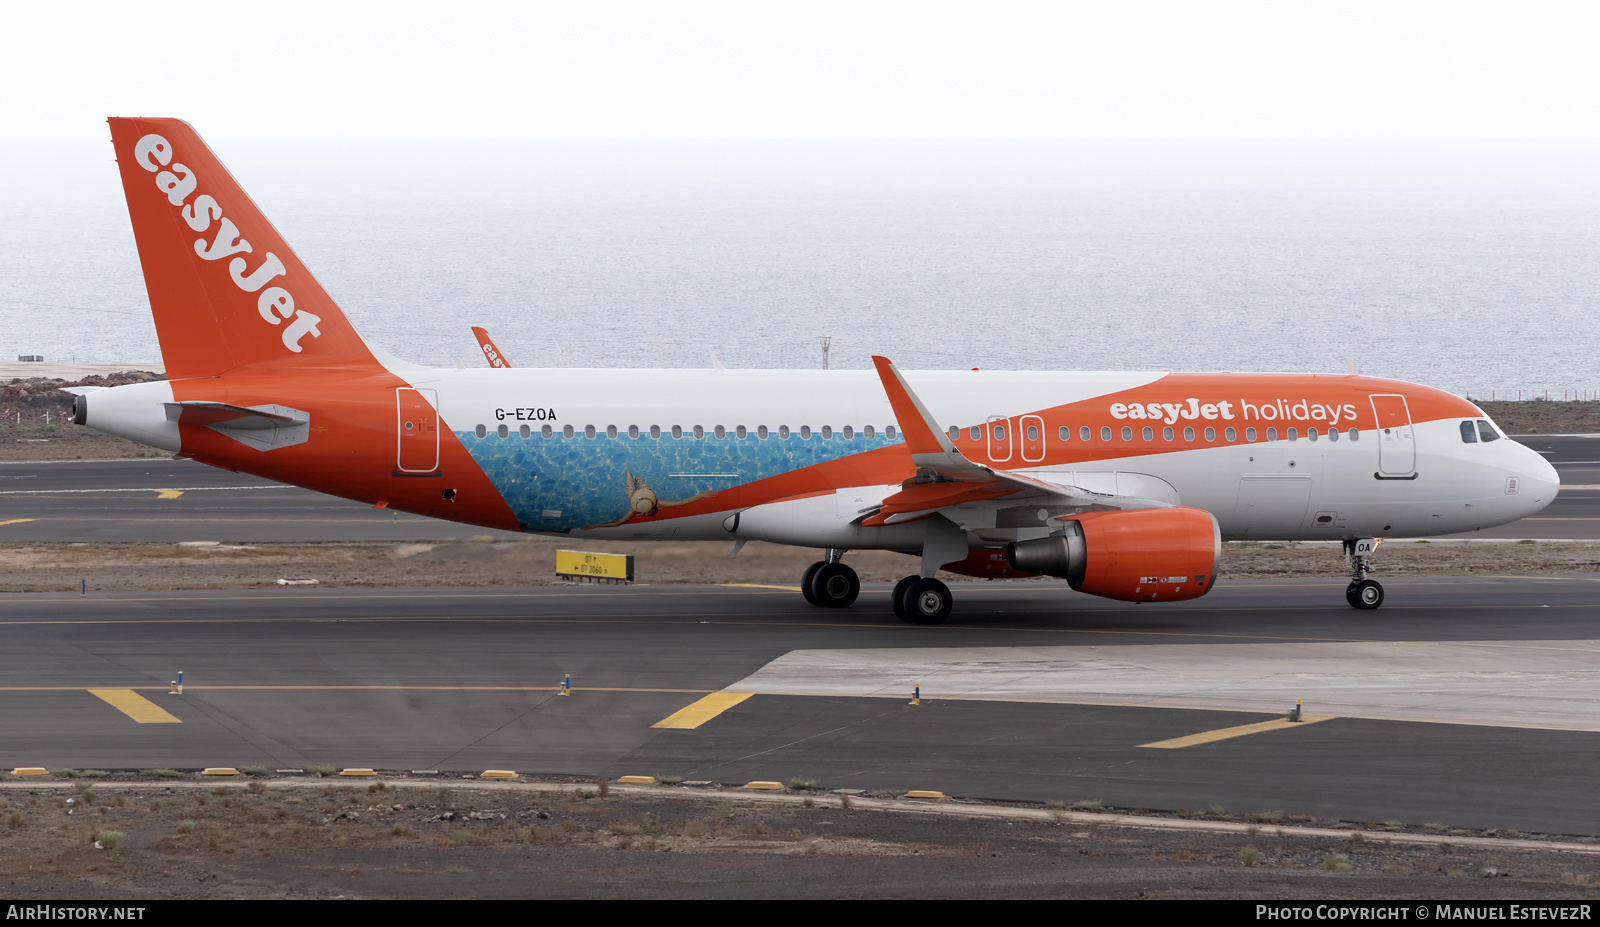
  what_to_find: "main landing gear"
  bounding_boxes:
[802,549,859,608]
[799,550,952,624]
[892,575,952,625]
[1344,538,1384,610]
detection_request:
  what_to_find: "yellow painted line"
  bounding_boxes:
[155,490,184,499]
[0,518,36,527]
[652,691,754,729]
[86,688,182,723]
[1140,715,1333,749]
[718,583,803,591]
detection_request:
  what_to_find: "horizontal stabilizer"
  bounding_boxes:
[163,401,309,451]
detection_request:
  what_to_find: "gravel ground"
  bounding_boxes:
[1,537,1594,593]
[2,776,1597,899]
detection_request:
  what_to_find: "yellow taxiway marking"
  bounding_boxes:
[1140,715,1332,749]
[651,692,755,729]
[87,688,182,723]
[155,490,184,499]
[719,583,804,591]
[0,518,36,527]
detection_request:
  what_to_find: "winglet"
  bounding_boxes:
[870,355,990,477]
[471,326,516,368]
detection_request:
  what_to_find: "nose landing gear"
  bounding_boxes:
[1344,538,1384,609]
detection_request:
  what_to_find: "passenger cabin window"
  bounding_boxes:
[1080,426,1091,442]
[1027,425,1039,441]
[1121,426,1133,441]
[863,426,874,439]
[1143,426,1154,441]
[1307,428,1318,442]
[821,425,833,439]
[1287,428,1298,441]
[779,425,790,439]
[606,425,618,438]
[991,424,1004,441]
[650,425,661,438]
[1101,426,1112,441]
[693,425,705,439]
[970,426,981,440]
[1163,426,1175,441]
[474,424,487,438]
[1204,426,1215,441]
[1245,427,1256,441]
[628,425,640,439]
[736,425,747,439]
[1266,427,1277,441]
[1183,426,1194,441]
[1477,420,1500,443]
[842,426,852,439]
[1225,427,1236,441]
[1058,426,1069,441]
[671,425,683,439]
[541,424,553,438]
[714,425,726,439]
[1328,428,1339,442]
[948,426,959,440]
[1349,428,1360,441]
[1460,421,1478,443]
[886,426,897,440]
[563,425,575,438]
[497,424,509,438]
[800,426,811,439]
[757,425,768,439]
[586,425,597,439]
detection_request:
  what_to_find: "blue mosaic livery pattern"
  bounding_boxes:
[458,430,903,532]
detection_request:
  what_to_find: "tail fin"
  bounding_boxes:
[470,326,516,368]
[108,118,380,379]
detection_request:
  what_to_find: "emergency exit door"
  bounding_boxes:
[397,388,440,473]
[1369,394,1416,477]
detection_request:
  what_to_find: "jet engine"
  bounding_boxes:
[1006,506,1221,602]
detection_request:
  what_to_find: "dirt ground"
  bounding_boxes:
[0,538,1594,593]
[1,775,1596,899]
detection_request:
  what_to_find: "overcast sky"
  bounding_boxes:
[5,1,1597,140]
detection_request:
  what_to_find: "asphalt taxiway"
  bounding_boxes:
[1,435,1595,542]
[3,577,1598,836]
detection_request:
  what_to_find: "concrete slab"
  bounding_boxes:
[724,640,1600,731]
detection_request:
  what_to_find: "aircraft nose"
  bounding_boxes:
[1517,444,1560,513]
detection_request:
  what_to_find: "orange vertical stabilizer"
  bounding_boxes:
[107,117,381,380]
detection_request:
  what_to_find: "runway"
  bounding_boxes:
[3,577,1598,835]
[1,435,1595,542]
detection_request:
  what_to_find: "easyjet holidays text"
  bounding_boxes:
[131,134,322,353]
[1109,398,1360,426]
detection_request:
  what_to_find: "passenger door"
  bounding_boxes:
[1369,394,1416,477]
[396,387,440,473]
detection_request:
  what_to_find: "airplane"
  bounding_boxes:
[70,118,1561,623]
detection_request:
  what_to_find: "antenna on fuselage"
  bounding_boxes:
[820,336,831,370]
[1344,358,1359,376]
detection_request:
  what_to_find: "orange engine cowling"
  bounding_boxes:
[1005,507,1221,603]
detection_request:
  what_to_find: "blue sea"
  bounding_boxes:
[2,139,1596,395]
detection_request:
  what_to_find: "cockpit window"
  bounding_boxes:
[1477,419,1500,443]
[1460,421,1478,443]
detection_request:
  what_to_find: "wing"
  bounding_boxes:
[864,355,1172,526]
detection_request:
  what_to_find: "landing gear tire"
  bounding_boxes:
[1347,579,1384,610]
[800,561,826,606]
[901,578,953,625]
[810,562,860,609]
[891,575,918,621]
